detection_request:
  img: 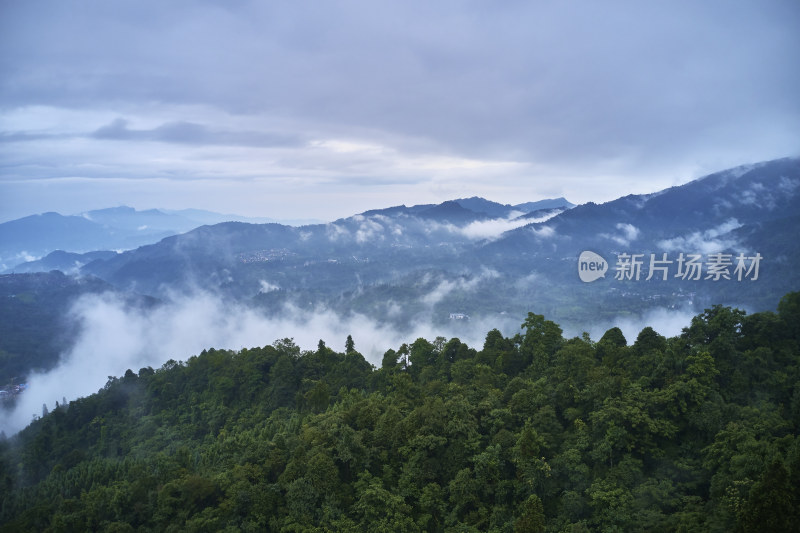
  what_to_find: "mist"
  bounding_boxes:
[581,305,698,345]
[0,290,516,435]
[1,279,706,435]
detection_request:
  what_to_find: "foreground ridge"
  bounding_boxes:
[1,293,799,531]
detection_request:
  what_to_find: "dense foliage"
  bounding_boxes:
[1,293,799,532]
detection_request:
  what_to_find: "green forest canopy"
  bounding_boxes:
[1,292,799,532]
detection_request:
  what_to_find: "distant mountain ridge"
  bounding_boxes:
[360,197,574,221]
[0,207,323,272]
[2,195,573,273]
[2,158,799,386]
[8,250,119,275]
[454,196,574,218]
[76,196,575,294]
[72,157,800,324]
[4,158,799,331]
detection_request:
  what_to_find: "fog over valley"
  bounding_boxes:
[1,285,700,436]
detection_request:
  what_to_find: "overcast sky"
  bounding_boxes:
[1,0,798,222]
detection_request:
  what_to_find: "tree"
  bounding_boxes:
[382,348,399,370]
[408,337,436,380]
[596,327,627,366]
[353,472,419,532]
[631,327,667,379]
[777,291,800,342]
[304,381,330,413]
[520,313,563,374]
[345,335,355,355]
[268,355,297,406]
[736,460,798,532]
[515,494,545,532]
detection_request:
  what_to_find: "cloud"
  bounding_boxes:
[0,288,512,435]
[1,2,798,221]
[0,251,39,271]
[736,181,780,210]
[258,280,279,293]
[658,218,743,254]
[325,223,350,241]
[460,218,525,240]
[458,209,562,240]
[733,174,800,210]
[421,268,500,306]
[617,223,640,242]
[738,182,764,205]
[779,176,800,195]
[531,225,556,239]
[514,272,540,290]
[92,118,304,147]
[600,222,640,246]
[355,218,385,243]
[320,211,525,248]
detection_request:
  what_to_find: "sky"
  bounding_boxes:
[1,0,798,223]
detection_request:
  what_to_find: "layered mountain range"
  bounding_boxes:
[0,207,320,271]
[1,158,798,383]
[68,158,800,320]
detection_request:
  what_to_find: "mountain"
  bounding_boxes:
[512,196,574,212]
[6,250,118,274]
[452,197,519,217]
[78,196,572,297]
[75,158,800,328]
[360,200,488,222]
[481,157,800,270]
[454,196,574,218]
[161,208,323,227]
[0,210,174,270]
[0,206,321,273]
[2,159,799,387]
[473,157,800,317]
[531,158,799,242]
[80,206,200,233]
[414,200,491,224]
[0,213,124,270]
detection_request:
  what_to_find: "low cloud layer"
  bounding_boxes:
[658,218,743,254]
[1,279,710,436]
[421,268,501,306]
[459,210,561,240]
[322,210,561,247]
[601,223,641,247]
[0,290,513,435]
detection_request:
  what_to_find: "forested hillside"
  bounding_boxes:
[1,294,799,532]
